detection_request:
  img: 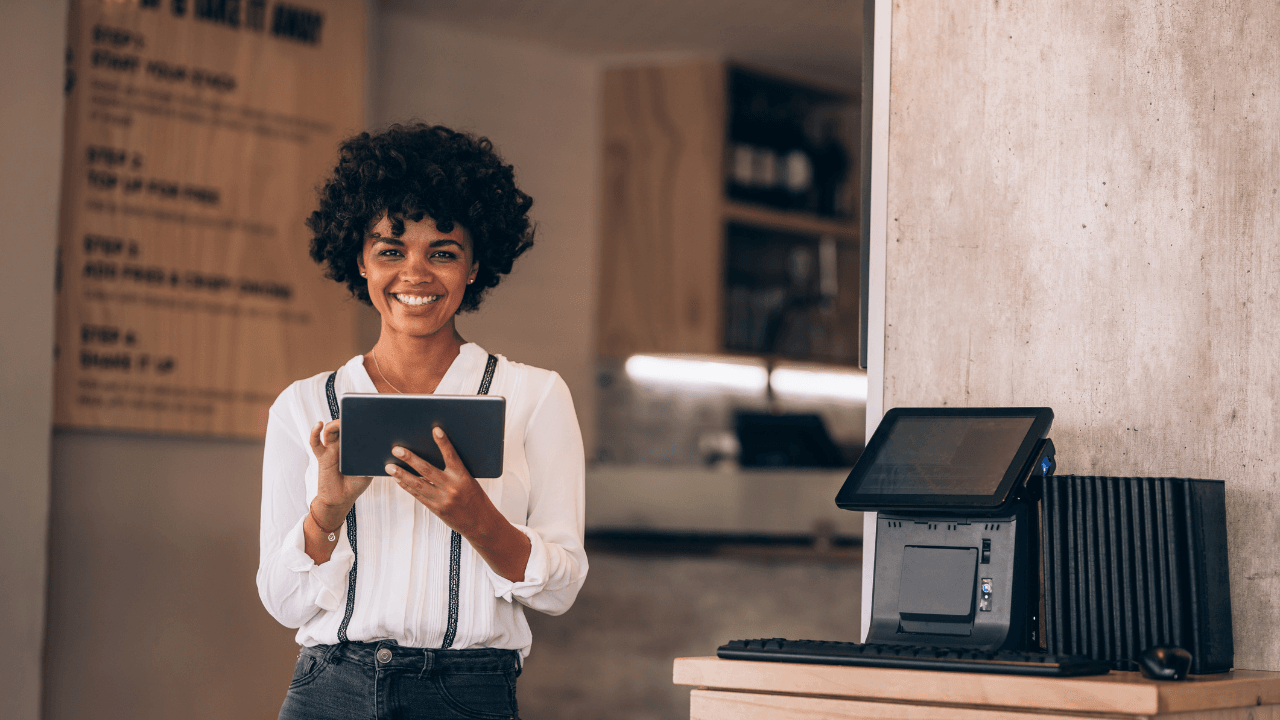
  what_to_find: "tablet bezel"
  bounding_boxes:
[339,394,506,479]
[835,407,1053,512]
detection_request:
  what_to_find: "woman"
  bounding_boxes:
[257,124,587,720]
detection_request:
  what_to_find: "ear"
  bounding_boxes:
[468,262,478,285]
[356,253,367,276]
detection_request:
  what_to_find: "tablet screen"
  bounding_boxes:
[835,407,1052,511]
[855,416,1035,495]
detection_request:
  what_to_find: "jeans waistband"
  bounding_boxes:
[310,641,520,675]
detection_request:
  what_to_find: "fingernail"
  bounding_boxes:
[392,447,405,457]
[433,427,444,438]
[385,464,397,475]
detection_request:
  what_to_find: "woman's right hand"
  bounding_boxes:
[308,419,373,530]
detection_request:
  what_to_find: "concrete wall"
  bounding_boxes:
[372,10,602,454]
[883,0,1280,670]
[0,3,67,718]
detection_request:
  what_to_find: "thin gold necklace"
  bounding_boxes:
[371,347,404,394]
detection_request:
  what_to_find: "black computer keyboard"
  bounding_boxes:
[717,639,1112,677]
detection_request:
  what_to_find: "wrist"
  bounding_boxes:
[309,497,349,532]
[464,501,515,549]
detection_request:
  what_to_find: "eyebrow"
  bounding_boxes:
[366,235,464,250]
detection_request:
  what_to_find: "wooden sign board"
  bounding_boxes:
[55,0,364,438]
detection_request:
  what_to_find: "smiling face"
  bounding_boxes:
[358,214,479,343]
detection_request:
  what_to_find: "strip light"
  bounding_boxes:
[624,355,769,393]
[770,366,868,402]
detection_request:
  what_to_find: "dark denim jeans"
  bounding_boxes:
[278,641,521,720]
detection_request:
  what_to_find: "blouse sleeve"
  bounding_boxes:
[255,389,355,628]
[485,372,588,615]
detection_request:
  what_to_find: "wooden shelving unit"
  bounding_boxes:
[597,61,859,361]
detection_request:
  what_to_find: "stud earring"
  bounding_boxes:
[361,271,366,277]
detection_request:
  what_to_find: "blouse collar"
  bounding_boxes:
[340,342,489,396]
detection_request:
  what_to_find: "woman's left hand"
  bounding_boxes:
[386,427,488,534]
[385,428,531,581]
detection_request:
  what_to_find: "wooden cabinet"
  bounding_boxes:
[598,62,726,357]
[597,61,859,362]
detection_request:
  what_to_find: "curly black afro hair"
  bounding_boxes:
[307,123,534,312]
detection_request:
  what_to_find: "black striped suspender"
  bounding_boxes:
[324,354,498,648]
[442,352,498,648]
[324,372,359,643]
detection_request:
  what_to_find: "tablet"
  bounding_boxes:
[339,394,506,478]
[834,407,1053,512]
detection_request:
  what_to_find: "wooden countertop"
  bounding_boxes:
[673,657,1280,716]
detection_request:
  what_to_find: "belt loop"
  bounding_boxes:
[418,649,435,680]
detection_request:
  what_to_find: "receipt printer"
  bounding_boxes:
[836,408,1055,650]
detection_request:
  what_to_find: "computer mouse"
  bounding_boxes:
[1138,646,1193,680]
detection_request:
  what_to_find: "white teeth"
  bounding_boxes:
[394,294,440,306]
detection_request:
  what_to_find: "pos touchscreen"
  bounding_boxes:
[835,407,1053,513]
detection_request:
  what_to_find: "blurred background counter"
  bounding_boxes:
[586,463,861,543]
[519,463,865,720]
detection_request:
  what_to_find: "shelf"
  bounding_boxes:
[730,60,859,103]
[723,201,858,240]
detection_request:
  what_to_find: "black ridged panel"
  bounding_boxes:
[1064,476,1075,650]
[1102,477,1122,662]
[1189,480,1234,673]
[1042,477,1062,654]
[1116,476,1135,662]
[1145,479,1163,651]
[1092,476,1113,660]
[1162,482,1184,650]
[1153,480,1171,643]
[1083,478,1100,656]
[1040,476,1232,674]
[1181,482,1202,663]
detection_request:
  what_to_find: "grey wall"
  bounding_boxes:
[372,10,602,454]
[43,432,297,719]
[883,0,1280,670]
[0,2,67,719]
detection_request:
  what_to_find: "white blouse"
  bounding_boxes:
[256,343,588,657]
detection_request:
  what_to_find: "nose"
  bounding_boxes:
[399,252,436,284]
